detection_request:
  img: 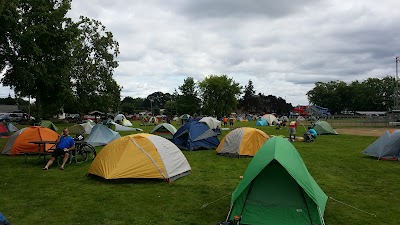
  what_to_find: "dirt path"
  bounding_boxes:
[335,128,390,136]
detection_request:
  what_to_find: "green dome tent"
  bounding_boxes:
[313,121,338,135]
[179,114,191,125]
[226,137,327,225]
[40,120,58,131]
[68,124,85,134]
[150,123,177,140]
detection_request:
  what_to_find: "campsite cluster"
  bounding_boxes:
[0,114,396,225]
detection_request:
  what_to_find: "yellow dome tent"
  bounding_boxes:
[216,127,270,157]
[88,133,191,182]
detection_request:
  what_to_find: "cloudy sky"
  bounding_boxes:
[2,0,400,105]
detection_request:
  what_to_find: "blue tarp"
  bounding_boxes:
[173,121,220,150]
[255,118,268,126]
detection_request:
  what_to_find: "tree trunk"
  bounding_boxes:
[36,92,42,120]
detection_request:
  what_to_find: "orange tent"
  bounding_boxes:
[2,126,59,155]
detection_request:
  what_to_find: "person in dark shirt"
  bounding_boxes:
[43,128,75,170]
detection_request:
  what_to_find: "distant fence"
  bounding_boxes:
[325,115,399,127]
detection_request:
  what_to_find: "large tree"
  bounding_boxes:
[0,0,19,71]
[255,94,292,115]
[70,16,121,113]
[1,0,77,118]
[176,77,201,115]
[198,75,242,116]
[239,80,258,113]
[164,89,179,116]
[120,96,144,114]
[143,92,172,115]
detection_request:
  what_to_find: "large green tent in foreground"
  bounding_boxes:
[227,137,328,225]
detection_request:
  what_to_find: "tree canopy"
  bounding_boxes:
[198,75,242,116]
[0,0,121,118]
[69,16,121,114]
[307,76,395,113]
[1,0,76,118]
[176,77,201,115]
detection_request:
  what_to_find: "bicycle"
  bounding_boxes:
[73,134,96,163]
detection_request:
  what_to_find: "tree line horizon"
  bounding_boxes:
[1,75,395,118]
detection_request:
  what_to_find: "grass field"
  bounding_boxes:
[0,121,399,225]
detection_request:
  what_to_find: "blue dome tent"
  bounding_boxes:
[173,121,220,150]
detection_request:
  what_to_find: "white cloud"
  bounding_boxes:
[1,0,400,107]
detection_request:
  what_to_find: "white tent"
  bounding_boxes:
[261,114,279,126]
[122,119,133,127]
[114,114,126,122]
[296,116,306,121]
[79,121,94,134]
[6,123,18,132]
[199,117,221,130]
[110,121,139,132]
[280,116,289,122]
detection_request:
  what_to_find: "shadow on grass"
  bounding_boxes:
[86,174,170,185]
[360,155,399,162]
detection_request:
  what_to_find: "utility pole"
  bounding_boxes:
[394,57,400,110]
[149,96,154,116]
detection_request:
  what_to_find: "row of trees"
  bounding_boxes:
[239,80,292,115]
[121,75,242,116]
[0,94,28,106]
[120,77,293,117]
[0,0,121,118]
[307,76,395,114]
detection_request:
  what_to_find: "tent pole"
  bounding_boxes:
[225,203,234,221]
[318,206,326,225]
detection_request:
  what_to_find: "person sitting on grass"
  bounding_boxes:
[43,128,75,170]
[282,120,287,128]
[308,126,317,139]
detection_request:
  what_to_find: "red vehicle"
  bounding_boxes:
[293,106,309,116]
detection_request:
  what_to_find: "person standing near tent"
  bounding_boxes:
[223,116,228,128]
[229,116,234,128]
[43,128,75,170]
[289,120,298,141]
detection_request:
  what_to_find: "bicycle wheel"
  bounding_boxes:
[75,145,88,163]
[81,143,96,161]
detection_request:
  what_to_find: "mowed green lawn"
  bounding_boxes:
[0,121,399,225]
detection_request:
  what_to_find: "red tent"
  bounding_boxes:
[0,123,9,137]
